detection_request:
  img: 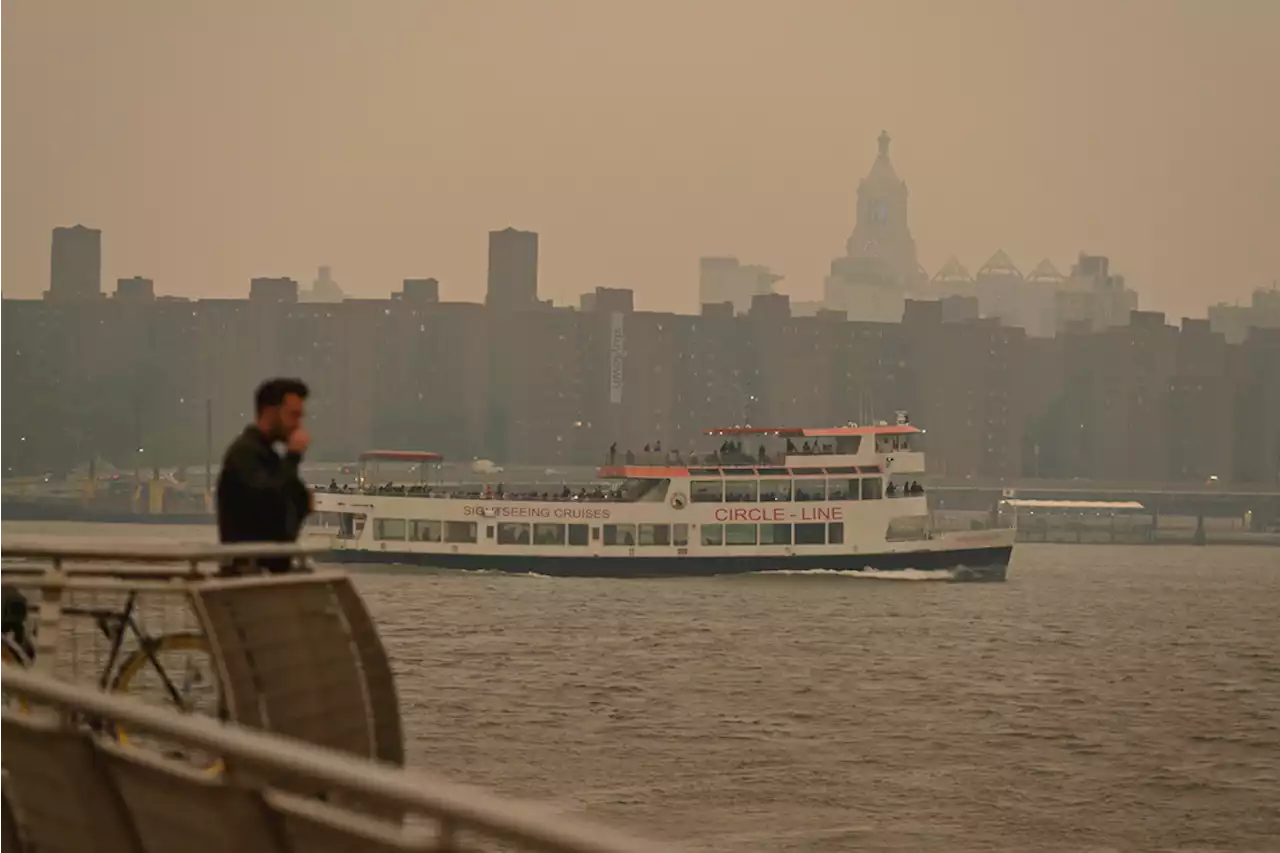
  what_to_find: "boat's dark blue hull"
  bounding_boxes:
[320,545,1013,581]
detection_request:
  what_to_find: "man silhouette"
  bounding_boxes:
[216,378,313,575]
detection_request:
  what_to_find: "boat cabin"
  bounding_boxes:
[353,450,443,492]
[597,420,925,482]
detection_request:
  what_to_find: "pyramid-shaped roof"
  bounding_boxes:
[932,256,973,283]
[1026,258,1065,283]
[977,249,1022,278]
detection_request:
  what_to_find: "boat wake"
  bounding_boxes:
[750,567,956,581]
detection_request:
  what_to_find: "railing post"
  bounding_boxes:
[33,557,65,676]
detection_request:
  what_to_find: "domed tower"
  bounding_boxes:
[844,131,918,282]
[823,131,922,321]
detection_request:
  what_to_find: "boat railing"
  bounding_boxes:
[1,665,672,853]
[317,484,630,502]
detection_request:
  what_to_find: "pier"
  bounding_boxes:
[0,544,671,853]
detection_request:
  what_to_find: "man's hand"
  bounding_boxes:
[286,426,311,456]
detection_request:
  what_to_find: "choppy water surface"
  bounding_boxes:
[5,522,1279,852]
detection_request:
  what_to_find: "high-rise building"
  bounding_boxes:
[1054,252,1138,333]
[698,257,782,315]
[249,277,299,302]
[486,228,539,309]
[48,225,102,300]
[400,278,440,304]
[824,131,921,321]
[114,277,155,301]
[301,266,345,303]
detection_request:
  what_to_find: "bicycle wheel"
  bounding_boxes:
[109,631,225,774]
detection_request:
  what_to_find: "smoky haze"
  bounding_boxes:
[3,0,1279,316]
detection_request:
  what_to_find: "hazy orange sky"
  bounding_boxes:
[4,0,1278,318]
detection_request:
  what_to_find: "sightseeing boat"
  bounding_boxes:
[311,419,1014,581]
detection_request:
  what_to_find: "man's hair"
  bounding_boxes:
[254,378,309,414]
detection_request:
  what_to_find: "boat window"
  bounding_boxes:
[373,518,407,541]
[824,466,859,474]
[701,524,723,546]
[861,478,883,500]
[827,522,844,544]
[794,523,826,545]
[688,467,721,477]
[619,478,663,501]
[792,467,824,475]
[858,465,882,474]
[725,524,757,546]
[673,523,689,547]
[592,526,600,541]
[497,523,531,545]
[725,481,758,503]
[836,479,861,501]
[337,512,366,540]
[691,480,723,503]
[445,521,477,544]
[410,520,442,542]
[639,524,670,546]
[759,480,792,502]
[603,524,636,546]
[828,480,849,500]
[794,479,826,502]
[568,524,590,546]
[759,523,791,545]
[756,467,789,476]
[534,523,566,545]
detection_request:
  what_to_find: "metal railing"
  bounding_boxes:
[2,666,672,853]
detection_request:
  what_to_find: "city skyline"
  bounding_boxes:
[4,1,1278,318]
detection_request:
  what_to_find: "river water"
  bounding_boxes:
[4,521,1278,852]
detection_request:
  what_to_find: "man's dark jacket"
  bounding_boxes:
[216,426,311,573]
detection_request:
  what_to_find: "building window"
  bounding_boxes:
[374,518,407,541]
[604,524,636,546]
[497,523,531,545]
[568,524,590,546]
[534,523,566,546]
[758,524,791,545]
[410,520,442,542]
[794,523,825,545]
[725,524,757,546]
[828,522,845,544]
[691,480,723,503]
[701,524,723,546]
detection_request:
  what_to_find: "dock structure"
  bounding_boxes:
[1,544,671,853]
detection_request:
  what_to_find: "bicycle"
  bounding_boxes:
[1,588,226,774]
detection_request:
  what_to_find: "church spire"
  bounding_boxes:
[878,130,891,157]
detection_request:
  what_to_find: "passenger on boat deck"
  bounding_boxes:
[216,378,312,576]
[609,442,617,465]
